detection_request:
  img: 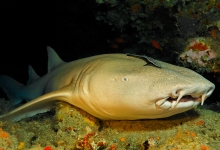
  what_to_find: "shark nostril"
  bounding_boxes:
[176,89,181,95]
[171,89,181,98]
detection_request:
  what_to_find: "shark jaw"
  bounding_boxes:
[155,81,215,112]
[155,88,214,110]
[156,95,203,110]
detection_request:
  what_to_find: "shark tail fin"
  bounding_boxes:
[0,75,25,105]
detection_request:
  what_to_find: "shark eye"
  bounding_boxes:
[123,77,129,82]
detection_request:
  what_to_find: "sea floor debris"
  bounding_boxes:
[0,98,220,150]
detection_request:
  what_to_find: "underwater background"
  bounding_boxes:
[0,0,220,149]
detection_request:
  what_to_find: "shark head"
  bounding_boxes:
[86,54,215,119]
[142,65,214,119]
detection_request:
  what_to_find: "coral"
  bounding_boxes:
[0,129,9,139]
[108,144,117,150]
[0,102,220,149]
[179,37,218,72]
[17,142,25,150]
[0,128,17,150]
[159,130,203,149]
[44,145,52,150]
[175,0,220,38]
[200,145,210,150]
[195,120,205,126]
[76,132,96,149]
[95,0,220,64]
[187,41,209,51]
[95,0,179,61]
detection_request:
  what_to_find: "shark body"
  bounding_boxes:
[0,47,215,121]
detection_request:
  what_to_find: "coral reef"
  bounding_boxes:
[0,0,220,149]
[179,37,219,72]
[0,127,17,150]
[0,99,220,149]
[95,0,220,65]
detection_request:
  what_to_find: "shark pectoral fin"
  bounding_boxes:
[0,86,73,122]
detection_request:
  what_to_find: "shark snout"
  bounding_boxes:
[156,81,215,110]
[173,82,215,105]
[206,85,215,97]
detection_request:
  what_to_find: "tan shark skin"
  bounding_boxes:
[0,47,215,121]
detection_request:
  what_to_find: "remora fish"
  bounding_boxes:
[0,47,215,121]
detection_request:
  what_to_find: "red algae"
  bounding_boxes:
[130,4,141,13]
[44,145,52,150]
[200,145,210,150]
[83,132,96,148]
[195,120,205,126]
[187,42,209,51]
[109,144,117,150]
[0,128,9,138]
[217,2,220,9]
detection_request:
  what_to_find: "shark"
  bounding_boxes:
[0,47,215,121]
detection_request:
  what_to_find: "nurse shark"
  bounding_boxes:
[0,47,215,121]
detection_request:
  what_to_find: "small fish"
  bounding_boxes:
[110,44,119,49]
[210,28,218,39]
[150,40,162,50]
[115,38,124,43]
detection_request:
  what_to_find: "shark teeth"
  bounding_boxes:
[201,94,206,105]
[157,92,208,110]
[172,94,205,106]
[173,91,185,106]
[171,87,209,107]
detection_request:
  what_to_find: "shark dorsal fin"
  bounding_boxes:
[47,46,65,73]
[27,65,40,85]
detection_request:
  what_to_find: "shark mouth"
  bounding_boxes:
[156,94,206,110]
[167,95,203,104]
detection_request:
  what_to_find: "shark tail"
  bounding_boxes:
[0,75,25,105]
[0,65,44,105]
[0,46,65,106]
